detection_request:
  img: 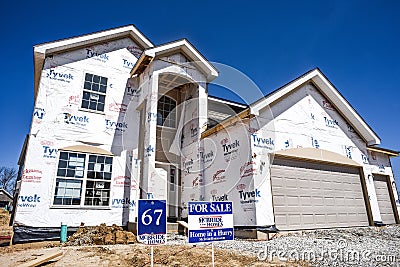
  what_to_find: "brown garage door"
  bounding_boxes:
[373,174,396,225]
[271,158,369,230]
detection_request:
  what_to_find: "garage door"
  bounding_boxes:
[271,158,369,230]
[373,174,396,225]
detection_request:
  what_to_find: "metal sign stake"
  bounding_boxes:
[211,243,215,267]
[151,246,154,267]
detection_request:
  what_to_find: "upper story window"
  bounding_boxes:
[81,73,107,112]
[157,95,176,128]
[53,151,113,207]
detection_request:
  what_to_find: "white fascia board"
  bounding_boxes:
[250,69,380,145]
[34,25,153,55]
[144,39,218,82]
[208,96,247,108]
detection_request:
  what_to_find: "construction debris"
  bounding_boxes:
[0,210,12,246]
[0,209,10,226]
[64,224,136,246]
[18,249,63,267]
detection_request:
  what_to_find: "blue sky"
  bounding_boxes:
[0,1,399,185]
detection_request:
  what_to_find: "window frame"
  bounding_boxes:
[51,150,113,209]
[156,95,177,128]
[79,73,108,113]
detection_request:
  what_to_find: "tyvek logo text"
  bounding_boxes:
[63,113,89,126]
[105,119,128,132]
[46,69,73,83]
[18,194,40,208]
[86,48,109,62]
[251,134,274,149]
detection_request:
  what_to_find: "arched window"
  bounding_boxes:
[157,95,176,128]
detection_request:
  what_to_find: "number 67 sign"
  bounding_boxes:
[137,199,167,245]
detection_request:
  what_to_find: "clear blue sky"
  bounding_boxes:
[0,1,399,185]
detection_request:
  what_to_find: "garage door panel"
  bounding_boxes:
[287,196,300,205]
[273,196,286,206]
[286,179,298,188]
[271,158,369,230]
[288,215,301,225]
[302,214,314,224]
[300,196,312,206]
[334,197,346,206]
[324,190,337,198]
[298,179,311,189]
[326,214,337,223]
[313,197,325,206]
[275,215,287,226]
[314,215,326,224]
[324,197,335,206]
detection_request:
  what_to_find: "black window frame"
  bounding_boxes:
[157,95,177,128]
[81,73,108,112]
[53,151,113,208]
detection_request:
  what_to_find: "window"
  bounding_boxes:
[157,95,176,128]
[81,73,107,112]
[53,151,113,207]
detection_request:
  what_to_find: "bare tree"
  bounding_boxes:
[0,167,17,195]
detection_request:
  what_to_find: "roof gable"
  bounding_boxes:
[250,68,380,146]
[33,25,154,100]
[131,39,218,82]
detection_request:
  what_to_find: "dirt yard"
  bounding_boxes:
[1,209,400,266]
[0,242,308,267]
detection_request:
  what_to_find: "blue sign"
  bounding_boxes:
[188,201,234,243]
[137,199,167,245]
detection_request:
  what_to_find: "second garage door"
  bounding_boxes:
[271,158,369,230]
[373,174,397,225]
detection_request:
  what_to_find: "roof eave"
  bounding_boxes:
[201,108,252,139]
[367,146,399,157]
[130,52,154,77]
[33,52,45,101]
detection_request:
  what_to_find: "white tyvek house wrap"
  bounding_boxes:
[150,168,168,199]
[16,38,143,227]
[250,112,276,226]
[179,94,205,212]
[201,122,257,226]
[140,69,159,199]
[180,142,203,218]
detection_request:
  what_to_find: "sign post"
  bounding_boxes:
[188,201,234,266]
[137,199,167,266]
